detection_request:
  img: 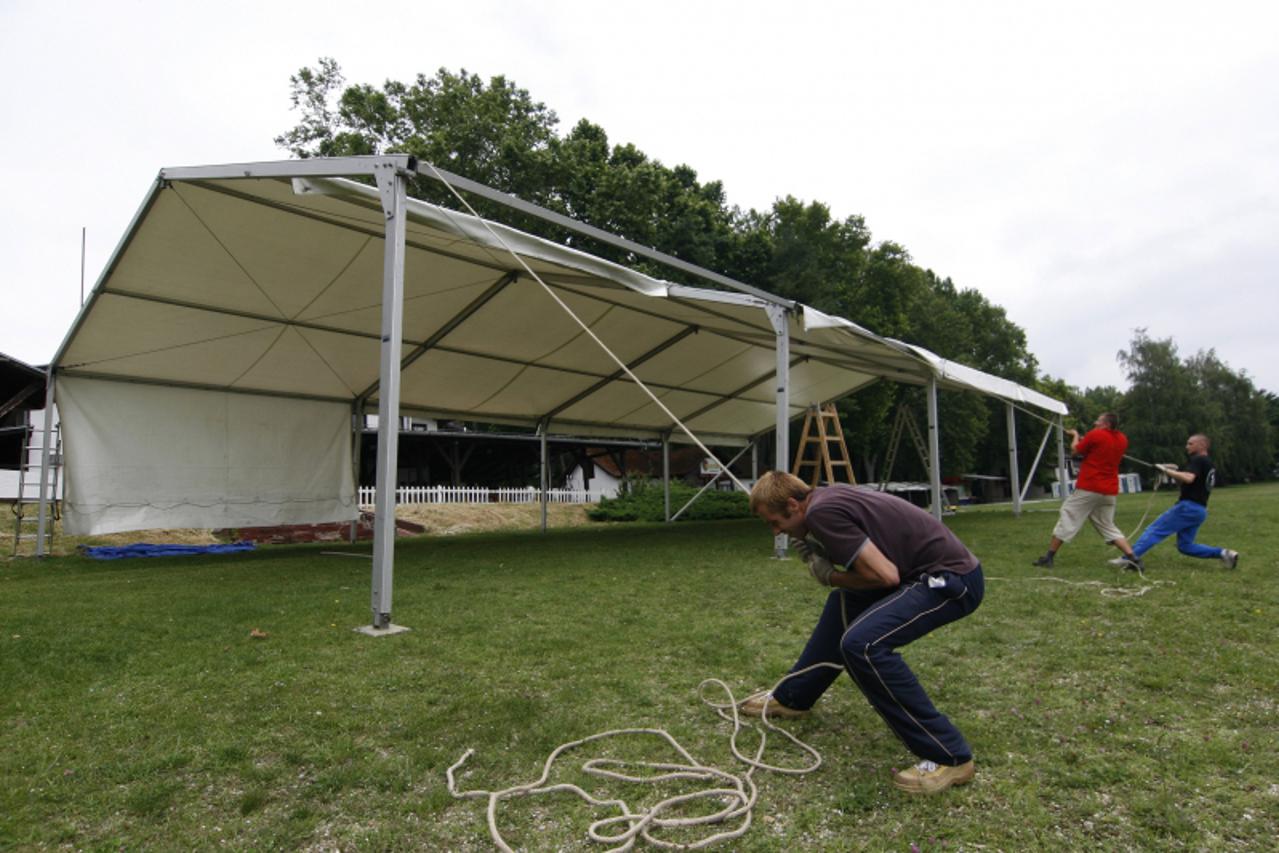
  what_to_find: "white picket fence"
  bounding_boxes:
[357,485,600,507]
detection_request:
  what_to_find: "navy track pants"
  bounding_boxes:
[773,566,984,766]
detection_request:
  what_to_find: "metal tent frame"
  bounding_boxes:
[39,155,1067,632]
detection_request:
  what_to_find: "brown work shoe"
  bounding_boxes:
[738,691,809,720]
[892,759,975,794]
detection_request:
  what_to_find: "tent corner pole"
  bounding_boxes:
[1006,402,1022,516]
[368,162,408,632]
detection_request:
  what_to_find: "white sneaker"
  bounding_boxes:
[1107,556,1128,567]
[1221,549,1239,569]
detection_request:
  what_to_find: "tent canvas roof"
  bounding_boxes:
[54,159,1063,449]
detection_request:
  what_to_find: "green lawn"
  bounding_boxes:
[3,484,1277,851]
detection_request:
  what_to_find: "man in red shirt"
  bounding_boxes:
[1033,412,1141,569]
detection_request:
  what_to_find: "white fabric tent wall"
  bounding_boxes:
[58,376,354,535]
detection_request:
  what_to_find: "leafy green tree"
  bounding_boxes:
[1185,351,1273,482]
[1117,331,1272,483]
[1118,330,1205,468]
[277,58,1048,487]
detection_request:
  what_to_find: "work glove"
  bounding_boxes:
[807,555,837,587]
[793,537,837,587]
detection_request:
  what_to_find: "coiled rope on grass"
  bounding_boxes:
[446,662,844,851]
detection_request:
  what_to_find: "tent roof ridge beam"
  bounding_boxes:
[356,270,520,404]
[160,155,418,183]
[539,325,699,423]
[416,162,794,309]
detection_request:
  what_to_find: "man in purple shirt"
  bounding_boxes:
[745,471,984,794]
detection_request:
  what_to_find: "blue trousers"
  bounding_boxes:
[772,567,984,766]
[1132,500,1223,560]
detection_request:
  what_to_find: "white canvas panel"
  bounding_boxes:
[441,281,615,362]
[637,340,775,395]
[59,294,282,383]
[532,301,689,371]
[468,363,618,419]
[231,327,365,398]
[105,189,285,317]
[172,183,375,320]
[58,376,355,535]
[394,349,533,413]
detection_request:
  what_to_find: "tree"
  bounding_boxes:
[1186,351,1272,482]
[1117,331,1273,483]
[276,59,1047,485]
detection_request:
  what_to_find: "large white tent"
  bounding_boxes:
[40,155,1066,629]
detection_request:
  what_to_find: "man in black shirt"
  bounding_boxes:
[1129,434,1239,567]
[744,471,984,794]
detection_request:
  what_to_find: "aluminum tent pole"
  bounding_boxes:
[751,440,759,481]
[1056,416,1069,500]
[540,423,549,533]
[367,162,409,632]
[662,433,671,523]
[34,371,56,557]
[767,305,790,557]
[1006,402,1022,516]
[350,402,364,543]
[927,377,943,520]
[1019,419,1055,504]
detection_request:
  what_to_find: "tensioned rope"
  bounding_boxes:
[418,161,750,494]
[447,662,844,851]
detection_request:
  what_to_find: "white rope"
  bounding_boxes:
[987,574,1174,598]
[446,663,843,850]
[419,160,749,494]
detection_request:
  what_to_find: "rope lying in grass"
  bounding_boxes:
[446,662,844,851]
[988,574,1175,598]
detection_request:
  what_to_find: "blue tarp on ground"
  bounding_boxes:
[81,541,256,560]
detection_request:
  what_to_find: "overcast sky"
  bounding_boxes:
[3,0,1276,395]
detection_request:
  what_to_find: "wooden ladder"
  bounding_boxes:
[11,421,61,556]
[791,403,857,486]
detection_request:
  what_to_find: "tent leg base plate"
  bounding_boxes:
[354,623,411,637]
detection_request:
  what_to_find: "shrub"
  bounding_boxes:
[588,478,751,522]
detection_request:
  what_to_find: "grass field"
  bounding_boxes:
[2,484,1277,851]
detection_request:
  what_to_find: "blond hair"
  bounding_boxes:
[749,471,812,515]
